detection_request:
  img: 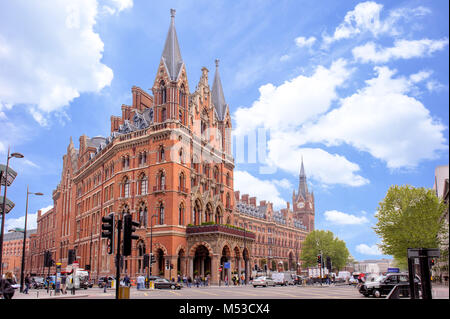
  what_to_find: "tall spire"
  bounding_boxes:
[212,59,227,121]
[298,156,309,200]
[161,9,184,81]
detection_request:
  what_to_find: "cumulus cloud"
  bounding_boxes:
[352,38,449,63]
[5,205,53,231]
[0,0,132,126]
[356,243,382,255]
[234,171,290,209]
[324,210,369,225]
[295,36,316,48]
[322,1,431,45]
[298,66,448,169]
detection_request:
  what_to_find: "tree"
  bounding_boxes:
[300,230,350,271]
[374,185,447,269]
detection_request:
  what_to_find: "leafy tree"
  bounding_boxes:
[374,185,447,269]
[300,230,350,271]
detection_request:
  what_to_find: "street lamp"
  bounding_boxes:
[21,186,43,292]
[149,213,158,277]
[0,146,23,277]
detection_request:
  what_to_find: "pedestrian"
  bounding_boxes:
[137,275,145,290]
[183,274,187,287]
[61,274,67,294]
[103,276,108,293]
[1,272,19,299]
[195,276,200,288]
[124,274,130,287]
[225,275,228,286]
[187,276,192,288]
[24,274,31,294]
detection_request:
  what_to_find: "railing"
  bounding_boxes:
[186,224,255,240]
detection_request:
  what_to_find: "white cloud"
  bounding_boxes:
[352,38,449,63]
[5,205,53,231]
[233,59,351,137]
[234,171,289,209]
[324,210,369,225]
[0,0,132,126]
[232,59,370,187]
[298,66,448,169]
[356,243,382,255]
[295,36,316,48]
[280,54,291,62]
[323,2,431,45]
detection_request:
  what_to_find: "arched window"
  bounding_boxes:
[179,172,185,191]
[179,203,184,225]
[160,81,166,104]
[213,166,220,183]
[226,173,230,186]
[139,205,147,228]
[179,148,184,164]
[159,171,165,190]
[159,203,165,224]
[159,146,165,162]
[161,107,167,122]
[139,174,148,195]
[122,177,130,198]
[179,85,185,107]
[226,193,231,209]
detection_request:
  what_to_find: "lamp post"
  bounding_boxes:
[243,221,248,285]
[11,187,43,292]
[149,213,158,276]
[0,146,23,277]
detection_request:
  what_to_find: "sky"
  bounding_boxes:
[0,0,448,262]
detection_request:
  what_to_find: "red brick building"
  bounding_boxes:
[2,229,36,275]
[26,9,314,284]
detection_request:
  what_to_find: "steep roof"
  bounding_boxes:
[211,59,228,121]
[161,9,184,81]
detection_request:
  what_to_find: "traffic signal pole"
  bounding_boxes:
[115,219,122,300]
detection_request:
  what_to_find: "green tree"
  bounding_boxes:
[374,185,447,269]
[300,230,350,271]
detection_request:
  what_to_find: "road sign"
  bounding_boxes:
[218,266,222,272]
[387,268,399,273]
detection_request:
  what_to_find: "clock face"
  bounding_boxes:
[298,202,305,208]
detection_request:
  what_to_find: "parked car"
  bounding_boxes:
[348,277,358,285]
[252,276,276,287]
[98,276,115,288]
[359,272,421,298]
[153,278,182,290]
[31,276,45,289]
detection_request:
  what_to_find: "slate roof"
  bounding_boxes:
[161,9,184,81]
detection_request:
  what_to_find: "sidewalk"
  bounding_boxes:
[12,290,89,299]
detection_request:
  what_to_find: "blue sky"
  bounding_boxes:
[0,0,448,261]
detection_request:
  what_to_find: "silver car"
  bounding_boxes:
[252,276,276,287]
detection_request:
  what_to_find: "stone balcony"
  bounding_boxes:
[186,224,255,240]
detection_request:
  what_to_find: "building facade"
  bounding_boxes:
[1,229,36,275]
[26,10,313,285]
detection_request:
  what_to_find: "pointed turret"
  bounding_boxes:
[298,156,309,200]
[161,9,184,81]
[212,59,228,121]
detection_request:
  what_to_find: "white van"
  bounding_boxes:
[272,272,295,286]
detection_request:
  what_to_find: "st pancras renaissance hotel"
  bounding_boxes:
[28,9,315,285]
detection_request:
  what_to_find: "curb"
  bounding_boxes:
[39,294,90,299]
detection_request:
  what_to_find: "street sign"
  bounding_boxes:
[387,268,399,273]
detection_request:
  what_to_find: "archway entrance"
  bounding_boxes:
[220,246,231,282]
[157,248,165,276]
[193,245,211,278]
[177,249,186,276]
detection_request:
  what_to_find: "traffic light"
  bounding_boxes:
[123,213,140,256]
[326,256,332,270]
[165,259,170,270]
[430,258,435,266]
[43,251,49,267]
[68,249,76,265]
[101,213,115,254]
[150,253,156,265]
[317,255,322,265]
[143,254,149,268]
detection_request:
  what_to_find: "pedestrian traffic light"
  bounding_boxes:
[317,255,322,265]
[150,253,155,265]
[123,213,140,256]
[165,259,170,270]
[430,258,435,266]
[101,213,115,254]
[143,254,149,268]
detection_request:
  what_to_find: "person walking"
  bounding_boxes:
[1,272,18,299]
[24,274,31,294]
[123,274,130,287]
[60,274,67,294]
